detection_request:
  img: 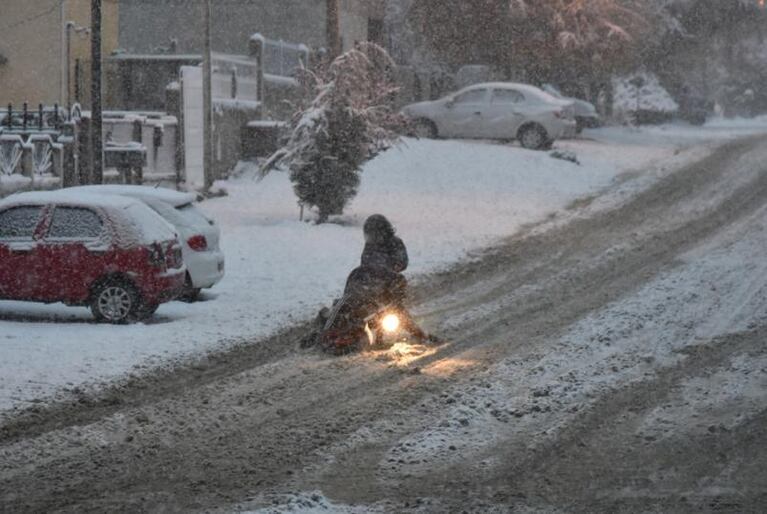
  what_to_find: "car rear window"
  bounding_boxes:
[124,204,176,244]
[176,203,212,226]
[0,206,44,240]
[48,207,103,239]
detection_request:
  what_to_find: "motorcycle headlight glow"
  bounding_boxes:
[381,313,401,333]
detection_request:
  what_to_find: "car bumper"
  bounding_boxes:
[140,266,186,304]
[186,249,225,289]
[560,119,578,139]
[576,115,601,129]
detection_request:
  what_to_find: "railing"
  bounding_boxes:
[0,135,28,176]
[0,103,70,134]
[0,104,79,190]
[249,33,309,78]
[211,52,260,103]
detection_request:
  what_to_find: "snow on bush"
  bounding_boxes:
[613,72,679,114]
[264,43,403,223]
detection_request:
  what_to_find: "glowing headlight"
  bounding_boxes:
[381,313,401,333]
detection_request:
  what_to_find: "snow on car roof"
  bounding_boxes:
[0,190,178,246]
[0,190,140,210]
[60,185,197,207]
[463,82,567,104]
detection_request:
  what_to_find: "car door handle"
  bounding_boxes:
[473,111,482,116]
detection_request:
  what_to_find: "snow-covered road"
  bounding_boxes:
[4,126,767,512]
[1,119,766,418]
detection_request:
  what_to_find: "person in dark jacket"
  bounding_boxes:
[361,214,408,272]
[301,215,442,350]
[357,214,439,344]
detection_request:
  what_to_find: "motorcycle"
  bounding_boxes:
[306,266,410,355]
[319,293,407,354]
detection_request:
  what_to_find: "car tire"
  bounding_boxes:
[90,279,141,324]
[179,274,202,303]
[518,124,549,150]
[412,119,438,139]
[135,302,159,320]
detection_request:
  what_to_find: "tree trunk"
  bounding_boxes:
[326,0,342,59]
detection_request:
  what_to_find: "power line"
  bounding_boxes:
[0,0,119,32]
[0,4,59,32]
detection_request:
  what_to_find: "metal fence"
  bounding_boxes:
[211,52,260,102]
[251,33,309,77]
[0,104,74,180]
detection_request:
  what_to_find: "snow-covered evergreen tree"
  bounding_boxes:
[264,43,403,223]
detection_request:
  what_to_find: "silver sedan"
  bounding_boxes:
[403,82,577,150]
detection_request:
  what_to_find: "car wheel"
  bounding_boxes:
[135,302,159,320]
[690,113,707,126]
[179,274,202,303]
[412,119,438,139]
[91,279,140,324]
[518,124,548,150]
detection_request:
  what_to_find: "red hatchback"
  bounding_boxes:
[0,191,186,323]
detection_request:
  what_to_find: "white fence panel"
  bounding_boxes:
[181,66,205,188]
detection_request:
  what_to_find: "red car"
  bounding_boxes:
[0,191,186,323]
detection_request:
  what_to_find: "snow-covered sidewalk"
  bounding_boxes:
[1,119,766,417]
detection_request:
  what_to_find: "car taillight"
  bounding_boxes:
[148,243,165,268]
[166,243,183,269]
[187,235,208,252]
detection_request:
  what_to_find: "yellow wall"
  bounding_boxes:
[0,0,118,108]
[0,0,61,106]
[64,0,119,107]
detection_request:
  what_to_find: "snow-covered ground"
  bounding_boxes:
[1,119,767,417]
[368,200,767,483]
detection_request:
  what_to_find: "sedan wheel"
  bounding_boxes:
[91,282,138,323]
[519,125,547,150]
[413,119,437,139]
[179,273,202,303]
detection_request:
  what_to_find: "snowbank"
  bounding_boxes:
[2,120,767,416]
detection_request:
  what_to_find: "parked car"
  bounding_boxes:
[58,185,225,301]
[542,84,601,133]
[402,82,577,150]
[0,191,185,323]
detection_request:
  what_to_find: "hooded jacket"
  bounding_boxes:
[360,214,408,273]
[361,235,409,273]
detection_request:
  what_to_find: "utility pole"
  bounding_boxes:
[90,0,103,184]
[66,22,73,111]
[326,0,342,59]
[66,22,90,111]
[203,0,214,190]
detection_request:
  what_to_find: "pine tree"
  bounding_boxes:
[264,43,403,223]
